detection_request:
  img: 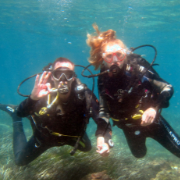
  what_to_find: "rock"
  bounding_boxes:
[81,170,112,180]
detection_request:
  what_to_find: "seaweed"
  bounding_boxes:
[0,129,180,180]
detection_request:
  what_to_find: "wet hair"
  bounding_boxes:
[52,57,74,70]
[86,24,127,70]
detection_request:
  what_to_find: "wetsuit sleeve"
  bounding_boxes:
[144,72,173,109]
[137,58,174,109]
[98,75,110,122]
[95,77,112,144]
[17,97,39,117]
[85,88,112,144]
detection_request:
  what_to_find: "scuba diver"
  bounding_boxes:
[0,57,111,166]
[85,24,180,158]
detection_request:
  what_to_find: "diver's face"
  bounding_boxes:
[102,43,126,69]
[52,62,75,92]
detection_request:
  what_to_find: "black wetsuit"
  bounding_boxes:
[0,81,111,166]
[98,54,180,158]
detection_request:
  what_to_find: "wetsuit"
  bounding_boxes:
[98,53,180,158]
[0,81,111,166]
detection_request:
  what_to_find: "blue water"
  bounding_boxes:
[1,0,180,179]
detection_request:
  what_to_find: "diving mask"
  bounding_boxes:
[52,67,75,82]
[102,49,127,63]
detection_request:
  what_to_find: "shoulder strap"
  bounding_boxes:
[127,54,159,77]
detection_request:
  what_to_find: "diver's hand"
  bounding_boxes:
[141,107,156,126]
[30,71,52,100]
[96,136,110,157]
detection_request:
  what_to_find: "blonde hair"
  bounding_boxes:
[86,24,127,70]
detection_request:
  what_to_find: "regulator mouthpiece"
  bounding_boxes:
[109,65,120,76]
[58,84,69,94]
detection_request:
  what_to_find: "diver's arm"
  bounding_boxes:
[97,77,112,136]
[85,85,112,156]
[150,76,173,108]
[17,71,52,117]
[133,55,174,109]
[95,99,112,144]
[142,69,174,109]
[96,77,113,155]
[130,55,173,125]
[17,97,39,117]
[139,75,173,126]
[86,88,112,143]
[98,76,110,123]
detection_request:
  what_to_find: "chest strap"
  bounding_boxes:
[111,110,144,121]
[51,132,80,138]
[42,125,81,138]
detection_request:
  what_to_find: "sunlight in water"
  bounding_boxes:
[0,0,180,179]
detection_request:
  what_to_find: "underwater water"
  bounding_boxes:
[0,0,180,179]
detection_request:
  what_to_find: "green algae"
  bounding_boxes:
[0,119,180,180]
[1,129,180,180]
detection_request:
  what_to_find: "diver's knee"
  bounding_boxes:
[133,153,146,158]
[84,144,92,152]
[14,153,30,166]
[173,152,180,158]
[131,150,146,158]
[14,158,28,166]
[79,142,92,152]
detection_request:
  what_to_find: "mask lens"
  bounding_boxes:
[116,52,122,58]
[116,50,126,61]
[104,50,126,63]
[53,70,62,79]
[53,69,74,81]
[104,53,113,63]
[65,71,74,79]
